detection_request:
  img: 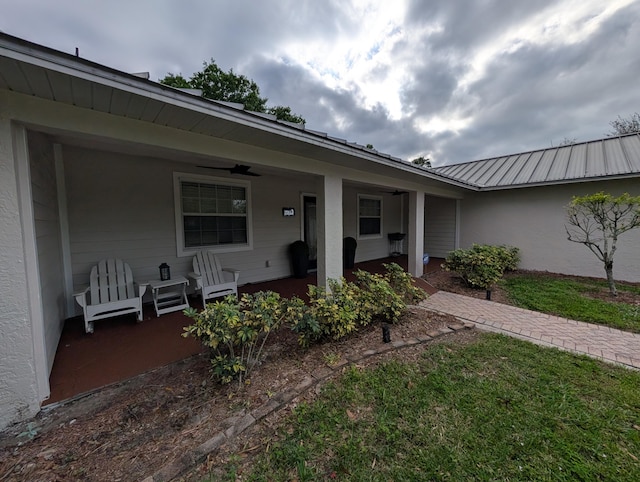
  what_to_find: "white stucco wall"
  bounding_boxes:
[459,179,640,282]
[0,118,41,431]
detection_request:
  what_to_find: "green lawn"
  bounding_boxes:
[221,334,640,481]
[502,274,640,333]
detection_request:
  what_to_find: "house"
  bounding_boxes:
[1,32,639,430]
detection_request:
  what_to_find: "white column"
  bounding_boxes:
[0,117,44,430]
[408,190,425,277]
[316,175,343,288]
[54,144,75,318]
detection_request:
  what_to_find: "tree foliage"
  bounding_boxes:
[608,112,640,136]
[160,59,305,124]
[266,105,305,124]
[557,137,577,147]
[411,156,432,168]
[565,192,640,296]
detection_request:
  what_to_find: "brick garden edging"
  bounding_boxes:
[143,317,474,481]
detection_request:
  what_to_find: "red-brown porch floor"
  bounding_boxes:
[45,256,442,406]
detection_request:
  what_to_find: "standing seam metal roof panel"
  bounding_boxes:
[548,146,572,181]
[475,156,508,186]
[489,155,521,186]
[585,141,605,178]
[620,135,640,172]
[604,137,626,175]
[509,150,543,185]
[431,134,640,188]
[566,143,587,179]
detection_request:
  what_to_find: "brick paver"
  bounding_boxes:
[420,291,640,370]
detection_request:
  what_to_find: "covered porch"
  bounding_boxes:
[45,256,444,406]
[1,33,466,430]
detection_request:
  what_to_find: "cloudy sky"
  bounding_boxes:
[2,0,639,166]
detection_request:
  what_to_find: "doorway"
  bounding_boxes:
[303,195,317,270]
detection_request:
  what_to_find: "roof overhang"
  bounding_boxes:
[0,33,473,193]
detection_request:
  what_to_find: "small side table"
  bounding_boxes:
[148,276,190,317]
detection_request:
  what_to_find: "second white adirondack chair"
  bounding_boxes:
[74,259,148,334]
[189,251,240,306]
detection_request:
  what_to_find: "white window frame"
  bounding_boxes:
[357,194,383,239]
[174,172,253,257]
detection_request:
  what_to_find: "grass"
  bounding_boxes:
[502,274,640,333]
[229,334,640,481]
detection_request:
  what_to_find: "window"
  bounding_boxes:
[358,195,382,238]
[174,173,252,255]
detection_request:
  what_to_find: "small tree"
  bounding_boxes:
[608,112,640,136]
[565,192,640,296]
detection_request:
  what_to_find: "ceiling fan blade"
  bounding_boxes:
[197,164,261,176]
[198,166,232,171]
[240,170,261,177]
[381,189,408,195]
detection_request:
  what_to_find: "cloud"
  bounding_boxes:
[1,0,639,166]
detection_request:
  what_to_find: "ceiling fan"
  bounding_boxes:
[381,189,408,195]
[197,164,261,176]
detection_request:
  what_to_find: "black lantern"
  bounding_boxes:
[159,263,171,281]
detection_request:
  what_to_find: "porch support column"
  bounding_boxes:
[408,190,425,277]
[316,175,343,289]
[0,117,46,430]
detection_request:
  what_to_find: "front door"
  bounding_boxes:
[303,195,317,270]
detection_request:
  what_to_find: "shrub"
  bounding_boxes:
[291,265,425,346]
[443,244,520,289]
[183,291,289,384]
[353,270,405,324]
[382,262,428,303]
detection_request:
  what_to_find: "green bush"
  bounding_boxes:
[307,280,360,341]
[291,264,426,346]
[382,262,428,303]
[443,244,520,289]
[183,291,289,384]
[186,264,430,372]
[353,270,405,324]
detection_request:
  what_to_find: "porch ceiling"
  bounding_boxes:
[1,32,471,195]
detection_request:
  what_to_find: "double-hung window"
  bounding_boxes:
[174,173,252,255]
[358,194,382,238]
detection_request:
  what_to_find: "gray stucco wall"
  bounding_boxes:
[0,118,40,431]
[459,179,640,282]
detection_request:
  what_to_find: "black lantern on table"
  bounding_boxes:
[159,263,171,281]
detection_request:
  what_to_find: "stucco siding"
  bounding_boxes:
[0,117,40,430]
[424,195,456,258]
[28,132,65,373]
[459,179,640,282]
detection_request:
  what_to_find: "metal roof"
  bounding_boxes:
[432,134,640,189]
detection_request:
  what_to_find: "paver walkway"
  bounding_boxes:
[421,291,640,370]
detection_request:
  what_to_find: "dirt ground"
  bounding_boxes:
[0,269,635,481]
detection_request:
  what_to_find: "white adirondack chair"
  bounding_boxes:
[189,251,240,306]
[74,259,148,334]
